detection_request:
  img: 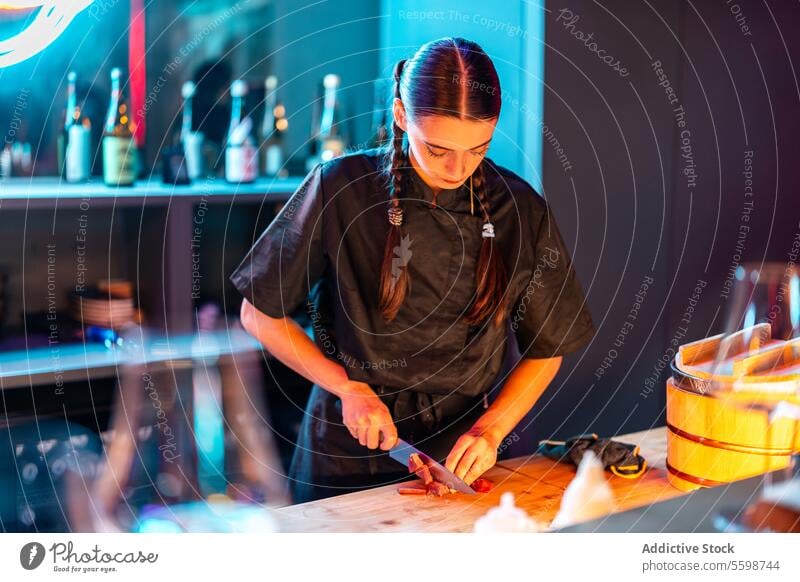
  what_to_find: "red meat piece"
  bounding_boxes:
[397,486,427,495]
[470,478,494,493]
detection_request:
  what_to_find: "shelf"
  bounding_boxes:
[0,176,303,208]
[0,324,315,390]
[0,327,259,390]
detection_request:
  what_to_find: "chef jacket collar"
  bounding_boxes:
[407,166,473,213]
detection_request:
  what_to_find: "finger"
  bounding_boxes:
[356,425,368,447]
[366,425,381,450]
[379,423,398,451]
[454,450,479,481]
[463,457,489,486]
[445,437,472,473]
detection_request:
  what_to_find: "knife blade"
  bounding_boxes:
[388,438,476,495]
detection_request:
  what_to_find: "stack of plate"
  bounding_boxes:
[70,281,137,329]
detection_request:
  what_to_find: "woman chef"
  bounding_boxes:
[229,37,595,504]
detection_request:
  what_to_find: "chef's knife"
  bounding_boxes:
[388,438,476,495]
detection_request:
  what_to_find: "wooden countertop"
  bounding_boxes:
[274,426,685,532]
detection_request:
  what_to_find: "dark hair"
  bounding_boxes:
[379,37,508,327]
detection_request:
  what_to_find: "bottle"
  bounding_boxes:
[368,78,389,149]
[225,79,257,183]
[102,68,136,187]
[318,74,345,161]
[260,75,287,177]
[59,72,91,183]
[306,74,346,171]
[180,81,204,181]
[57,72,77,178]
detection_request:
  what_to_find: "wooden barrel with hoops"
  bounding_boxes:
[666,323,800,492]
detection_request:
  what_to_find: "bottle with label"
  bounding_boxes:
[59,72,91,183]
[102,68,136,187]
[260,75,287,177]
[225,79,257,183]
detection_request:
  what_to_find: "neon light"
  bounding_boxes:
[0,0,94,68]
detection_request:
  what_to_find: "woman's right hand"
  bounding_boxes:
[339,382,398,451]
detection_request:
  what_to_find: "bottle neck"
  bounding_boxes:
[319,86,337,138]
[228,96,243,142]
[261,93,276,139]
[105,81,122,134]
[65,83,77,130]
[181,96,193,140]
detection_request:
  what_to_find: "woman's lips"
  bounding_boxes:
[441,177,463,185]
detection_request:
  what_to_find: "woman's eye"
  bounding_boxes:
[426,146,447,158]
[470,148,488,157]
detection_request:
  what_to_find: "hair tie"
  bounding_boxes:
[388,205,404,226]
[482,222,495,238]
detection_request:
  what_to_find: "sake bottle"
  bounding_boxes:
[225,79,257,183]
[102,68,136,187]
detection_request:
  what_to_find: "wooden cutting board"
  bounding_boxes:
[275,427,684,532]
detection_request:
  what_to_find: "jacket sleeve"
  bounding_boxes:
[510,205,595,359]
[228,163,327,318]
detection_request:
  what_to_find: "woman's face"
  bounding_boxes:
[393,98,497,191]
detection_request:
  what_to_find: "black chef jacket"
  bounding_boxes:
[229,148,595,395]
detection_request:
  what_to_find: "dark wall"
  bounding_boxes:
[514,0,800,451]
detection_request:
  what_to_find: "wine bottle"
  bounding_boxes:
[225,79,257,183]
[180,81,204,180]
[318,74,345,161]
[260,75,287,177]
[160,82,191,185]
[57,71,76,177]
[102,68,136,187]
[60,72,91,183]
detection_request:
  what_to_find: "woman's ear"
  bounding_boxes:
[392,98,408,132]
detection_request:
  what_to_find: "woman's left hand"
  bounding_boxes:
[445,429,500,485]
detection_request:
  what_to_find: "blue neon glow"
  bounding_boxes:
[0,1,94,68]
[743,301,756,330]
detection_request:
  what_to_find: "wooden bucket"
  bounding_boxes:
[666,324,800,492]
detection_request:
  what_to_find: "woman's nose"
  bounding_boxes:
[446,154,466,178]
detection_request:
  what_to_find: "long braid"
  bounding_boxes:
[466,159,509,327]
[379,59,411,322]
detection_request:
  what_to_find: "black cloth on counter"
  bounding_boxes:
[537,433,648,478]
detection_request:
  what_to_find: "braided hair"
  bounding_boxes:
[379,37,508,327]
